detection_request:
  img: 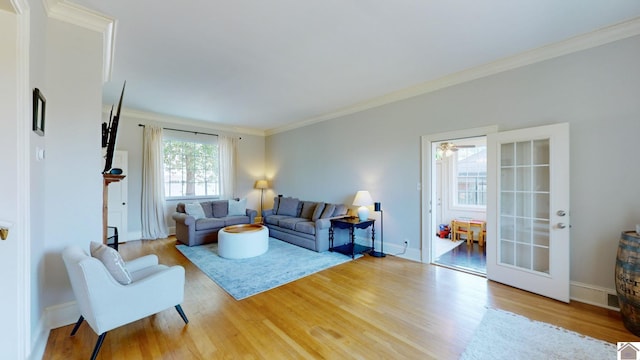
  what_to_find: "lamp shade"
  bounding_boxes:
[352,191,373,207]
[353,190,373,221]
[254,180,268,189]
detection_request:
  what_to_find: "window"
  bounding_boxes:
[455,146,487,207]
[163,130,219,199]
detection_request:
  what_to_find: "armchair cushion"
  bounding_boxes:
[89,242,132,285]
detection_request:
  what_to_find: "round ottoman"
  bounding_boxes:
[218,224,269,259]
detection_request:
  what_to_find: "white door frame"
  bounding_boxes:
[0,1,31,358]
[421,125,498,263]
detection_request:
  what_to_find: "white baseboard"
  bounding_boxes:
[29,302,78,360]
[45,301,79,330]
[570,281,619,310]
[29,316,49,360]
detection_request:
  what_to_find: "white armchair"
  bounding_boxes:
[62,245,188,360]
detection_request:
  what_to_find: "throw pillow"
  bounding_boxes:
[212,200,228,217]
[320,204,336,219]
[312,203,325,221]
[228,198,247,216]
[277,197,299,216]
[185,202,206,220]
[90,241,132,285]
[333,204,348,217]
[300,201,317,219]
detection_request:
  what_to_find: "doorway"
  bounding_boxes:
[431,136,487,275]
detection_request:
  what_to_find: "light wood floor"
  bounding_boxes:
[44,237,637,359]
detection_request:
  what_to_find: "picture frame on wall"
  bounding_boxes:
[33,88,46,136]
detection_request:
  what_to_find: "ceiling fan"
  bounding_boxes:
[438,142,475,154]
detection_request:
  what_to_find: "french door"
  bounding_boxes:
[486,123,570,302]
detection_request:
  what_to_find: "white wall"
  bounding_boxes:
[115,114,266,239]
[41,18,103,308]
[28,0,48,352]
[266,34,640,291]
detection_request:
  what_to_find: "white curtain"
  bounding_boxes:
[141,125,168,239]
[218,135,237,199]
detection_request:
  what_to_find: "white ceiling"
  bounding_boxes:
[68,0,640,132]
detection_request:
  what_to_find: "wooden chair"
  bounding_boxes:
[451,220,474,245]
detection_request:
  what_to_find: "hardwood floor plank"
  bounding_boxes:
[43,237,638,359]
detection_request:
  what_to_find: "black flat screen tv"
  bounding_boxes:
[102,81,126,174]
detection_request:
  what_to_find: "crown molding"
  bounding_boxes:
[266,16,640,136]
[43,0,115,82]
[103,105,266,137]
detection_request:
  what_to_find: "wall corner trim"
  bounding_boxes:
[43,0,116,82]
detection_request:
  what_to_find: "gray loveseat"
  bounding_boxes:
[262,197,348,252]
[172,200,257,247]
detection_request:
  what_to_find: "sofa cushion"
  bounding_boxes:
[200,201,215,218]
[90,241,132,285]
[295,221,316,235]
[212,200,228,218]
[312,203,325,221]
[228,198,246,216]
[278,217,306,230]
[195,217,226,231]
[273,196,280,213]
[320,204,336,219]
[224,216,249,226]
[277,197,299,216]
[184,203,206,220]
[264,214,290,226]
[300,201,318,219]
[333,204,348,217]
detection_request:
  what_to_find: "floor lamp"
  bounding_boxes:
[254,180,268,222]
[369,202,386,257]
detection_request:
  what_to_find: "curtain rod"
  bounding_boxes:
[138,123,218,137]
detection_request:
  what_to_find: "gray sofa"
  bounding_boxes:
[262,197,348,252]
[172,200,257,246]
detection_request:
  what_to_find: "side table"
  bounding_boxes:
[329,217,375,259]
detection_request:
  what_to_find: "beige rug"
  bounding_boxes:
[461,308,615,359]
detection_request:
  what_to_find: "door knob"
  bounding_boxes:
[0,228,8,240]
[557,210,566,217]
[557,223,567,229]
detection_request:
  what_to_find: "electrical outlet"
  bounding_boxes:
[404,239,409,247]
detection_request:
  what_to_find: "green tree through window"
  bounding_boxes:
[163,139,219,198]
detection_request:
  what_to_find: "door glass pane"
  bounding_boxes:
[533,246,550,273]
[516,243,532,268]
[534,166,549,191]
[500,216,515,241]
[501,167,515,191]
[516,193,531,217]
[533,220,550,247]
[501,192,514,214]
[533,139,549,165]
[534,193,550,219]
[516,141,531,166]
[500,240,514,265]
[516,167,531,191]
[515,217,531,244]
[498,139,550,274]
[501,143,515,166]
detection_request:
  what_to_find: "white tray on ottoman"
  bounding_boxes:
[218,224,269,259]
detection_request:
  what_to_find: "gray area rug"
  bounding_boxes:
[461,308,615,359]
[176,238,356,300]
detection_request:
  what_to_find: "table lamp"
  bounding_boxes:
[352,190,373,222]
